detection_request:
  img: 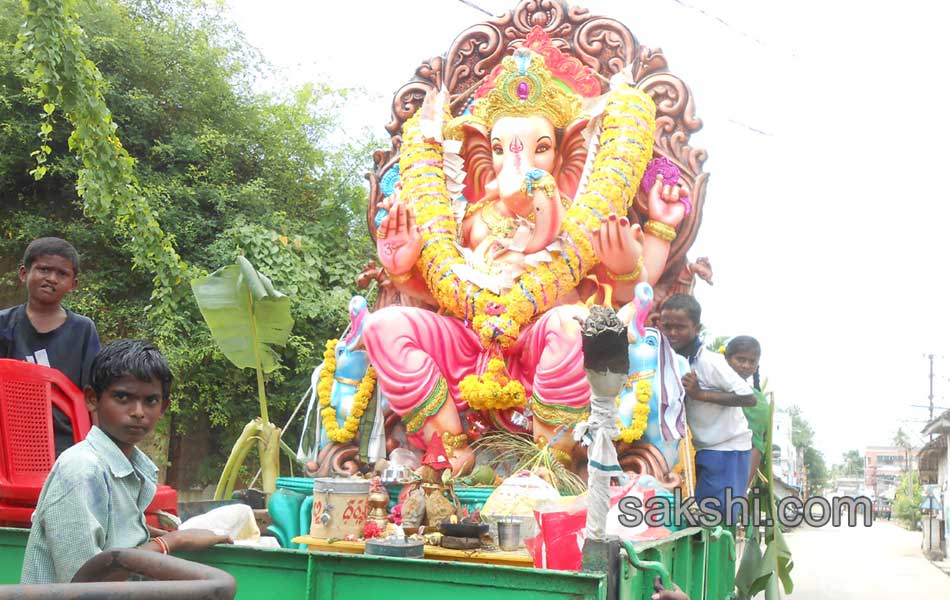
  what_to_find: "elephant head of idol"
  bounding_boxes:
[448,35,601,252]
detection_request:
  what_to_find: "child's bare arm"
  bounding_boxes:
[692,389,756,407]
[652,576,690,600]
[682,372,756,407]
[140,529,233,553]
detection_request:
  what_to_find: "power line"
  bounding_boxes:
[726,118,771,137]
[666,0,795,58]
[456,0,495,17]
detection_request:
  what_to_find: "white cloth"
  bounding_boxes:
[656,331,687,441]
[686,347,754,451]
[366,387,387,463]
[575,392,622,540]
[180,504,260,541]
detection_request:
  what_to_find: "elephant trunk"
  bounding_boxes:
[496,162,564,255]
[497,166,530,212]
[521,190,564,254]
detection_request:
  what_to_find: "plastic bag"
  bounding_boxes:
[481,471,560,543]
[179,503,260,541]
[525,475,674,571]
[525,494,589,570]
[605,474,673,541]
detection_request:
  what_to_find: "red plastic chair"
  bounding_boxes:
[0,359,91,506]
[0,359,178,527]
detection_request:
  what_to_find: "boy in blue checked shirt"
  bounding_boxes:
[20,340,230,584]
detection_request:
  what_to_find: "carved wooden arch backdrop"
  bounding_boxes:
[334,0,707,485]
[364,0,709,313]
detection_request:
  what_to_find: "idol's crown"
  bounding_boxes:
[472,48,583,129]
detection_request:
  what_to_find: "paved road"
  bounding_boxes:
[783,519,950,599]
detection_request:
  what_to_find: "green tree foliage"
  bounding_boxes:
[842,449,864,477]
[802,446,827,494]
[894,470,923,530]
[893,427,910,447]
[705,335,729,354]
[786,405,828,494]
[0,0,376,486]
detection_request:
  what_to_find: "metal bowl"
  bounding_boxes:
[439,521,489,538]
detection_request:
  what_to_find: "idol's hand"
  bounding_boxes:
[592,213,644,279]
[376,199,422,277]
[647,174,688,228]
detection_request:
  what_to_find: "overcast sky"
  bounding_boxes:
[224,0,950,464]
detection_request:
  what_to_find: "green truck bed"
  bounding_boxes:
[0,527,735,600]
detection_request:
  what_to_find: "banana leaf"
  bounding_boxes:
[192,256,295,497]
[191,255,294,376]
[735,393,794,599]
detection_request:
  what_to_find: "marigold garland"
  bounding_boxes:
[458,358,527,410]
[318,339,377,444]
[397,57,656,350]
[616,378,652,443]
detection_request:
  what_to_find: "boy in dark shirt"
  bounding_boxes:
[0,237,101,455]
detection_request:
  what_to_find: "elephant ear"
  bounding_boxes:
[556,117,590,200]
[459,122,494,203]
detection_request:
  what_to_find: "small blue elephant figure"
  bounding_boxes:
[326,295,370,426]
[616,283,690,470]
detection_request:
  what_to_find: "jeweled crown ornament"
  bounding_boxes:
[471,48,583,129]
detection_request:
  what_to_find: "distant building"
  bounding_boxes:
[771,408,801,490]
[865,445,918,498]
[920,410,950,557]
[832,476,865,497]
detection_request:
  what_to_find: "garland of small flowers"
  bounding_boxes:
[616,379,652,443]
[398,84,656,349]
[318,339,377,444]
[458,358,527,410]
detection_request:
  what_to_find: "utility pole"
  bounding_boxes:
[906,446,912,502]
[927,353,935,422]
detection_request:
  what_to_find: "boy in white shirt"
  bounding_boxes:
[658,294,756,523]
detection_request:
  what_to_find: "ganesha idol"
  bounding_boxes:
[362,29,692,473]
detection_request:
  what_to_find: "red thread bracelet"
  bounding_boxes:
[153,536,169,555]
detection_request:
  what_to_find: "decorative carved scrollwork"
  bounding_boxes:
[310,443,362,478]
[618,442,683,492]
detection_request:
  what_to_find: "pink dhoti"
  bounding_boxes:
[362,305,591,446]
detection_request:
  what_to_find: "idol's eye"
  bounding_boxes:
[492,145,503,155]
[535,143,551,153]
[646,338,658,348]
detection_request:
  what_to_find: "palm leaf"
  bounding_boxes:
[473,430,586,495]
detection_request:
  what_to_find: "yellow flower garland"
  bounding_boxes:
[616,378,651,443]
[398,69,656,350]
[458,358,527,410]
[318,339,377,444]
